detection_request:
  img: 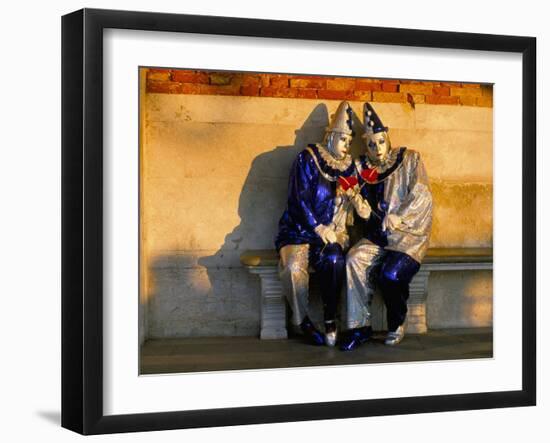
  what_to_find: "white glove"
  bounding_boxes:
[314,224,338,245]
[382,213,402,232]
[345,187,372,219]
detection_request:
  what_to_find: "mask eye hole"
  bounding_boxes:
[379,139,385,145]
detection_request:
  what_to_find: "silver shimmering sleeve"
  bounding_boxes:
[385,151,433,262]
[352,193,372,220]
[329,192,352,250]
[395,154,433,235]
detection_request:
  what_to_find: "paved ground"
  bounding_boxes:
[140,328,492,375]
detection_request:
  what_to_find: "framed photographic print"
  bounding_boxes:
[62,8,536,435]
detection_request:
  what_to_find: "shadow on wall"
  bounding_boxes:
[200,103,364,263]
[190,104,363,336]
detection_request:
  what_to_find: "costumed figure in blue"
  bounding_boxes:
[275,101,358,347]
[339,103,433,351]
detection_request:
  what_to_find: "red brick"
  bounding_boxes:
[481,84,493,97]
[433,86,450,96]
[399,80,422,84]
[146,80,179,94]
[240,85,260,96]
[476,96,493,107]
[289,78,326,89]
[146,69,171,81]
[146,81,200,94]
[148,68,170,74]
[441,82,462,88]
[354,90,372,101]
[461,83,481,88]
[260,87,298,98]
[209,73,233,85]
[399,84,434,95]
[290,75,325,81]
[356,80,382,91]
[199,84,241,96]
[459,96,477,106]
[381,81,399,92]
[179,83,202,94]
[450,87,482,97]
[295,88,318,99]
[372,92,407,103]
[425,95,460,105]
[172,71,209,84]
[318,89,355,100]
[326,78,356,91]
[242,75,261,87]
[259,75,271,87]
[410,94,426,104]
[269,75,291,88]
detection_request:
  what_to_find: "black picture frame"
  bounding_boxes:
[61,8,536,435]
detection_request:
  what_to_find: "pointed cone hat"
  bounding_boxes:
[326,101,354,136]
[363,102,388,137]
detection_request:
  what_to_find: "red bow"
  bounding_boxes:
[338,175,358,191]
[361,168,378,183]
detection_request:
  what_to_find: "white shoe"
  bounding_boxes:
[385,325,405,346]
[324,321,337,347]
[325,331,337,347]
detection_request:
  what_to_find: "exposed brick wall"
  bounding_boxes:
[144,68,493,107]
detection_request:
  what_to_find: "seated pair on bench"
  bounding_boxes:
[275,101,433,351]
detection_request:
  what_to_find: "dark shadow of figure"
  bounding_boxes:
[198,103,365,336]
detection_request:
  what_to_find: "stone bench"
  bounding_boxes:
[240,248,493,339]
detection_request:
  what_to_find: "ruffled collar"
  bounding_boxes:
[315,143,352,171]
[361,147,401,173]
[356,147,407,183]
[305,144,355,182]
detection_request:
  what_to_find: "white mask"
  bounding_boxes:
[364,131,390,164]
[328,132,352,160]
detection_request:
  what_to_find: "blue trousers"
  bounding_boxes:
[310,243,345,322]
[345,238,420,331]
[377,250,420,331]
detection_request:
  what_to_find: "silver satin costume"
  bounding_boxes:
[279,244,310,326]
[345,148,433,329]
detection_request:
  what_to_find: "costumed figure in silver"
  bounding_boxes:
[275,101,358,347]
[339,102,433,351]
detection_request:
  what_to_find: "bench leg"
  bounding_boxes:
[247,266,429,337]
[248,266,288,339]
[407,269,430,334]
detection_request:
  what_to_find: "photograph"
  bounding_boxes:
[2,0,548,440]
[58,6,537,435]
[138,67,494,375]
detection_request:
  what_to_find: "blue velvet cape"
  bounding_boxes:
[275,145,355,251]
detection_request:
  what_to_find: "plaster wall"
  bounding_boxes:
[141,94,493,339]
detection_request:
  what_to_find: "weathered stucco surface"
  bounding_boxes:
[141,94,493,339]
